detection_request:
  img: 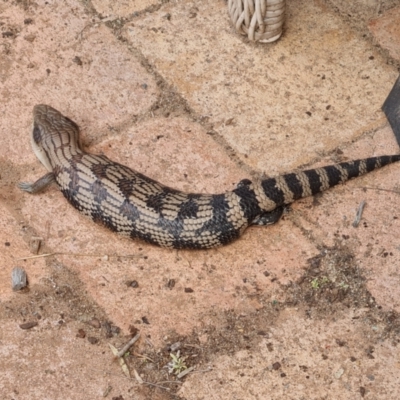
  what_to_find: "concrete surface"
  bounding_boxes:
[1,0,400,399]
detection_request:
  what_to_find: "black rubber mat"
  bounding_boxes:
[382,75,400,146]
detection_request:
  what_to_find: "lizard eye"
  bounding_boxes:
[32,123,42,145]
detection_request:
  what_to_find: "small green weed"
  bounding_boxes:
[167,351,187,375]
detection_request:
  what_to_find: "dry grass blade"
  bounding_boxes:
[108,343,130,378]
[17,252,145,261]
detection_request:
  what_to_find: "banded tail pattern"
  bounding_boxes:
[260,155,400,208]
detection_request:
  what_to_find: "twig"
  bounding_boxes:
[135,370,182,391]
[133,352,155,363]
[76,22,97,40]
[108,333,141,378]
[132,368,144,384]
[17,252,144,261]
[102,385,112,397]
[357,186,400,195]
[191,367,213,373]
[17,253,56,260]
[116,333,141,358]
[142,381,171,391]
[108,344,130,377]
[184,343,203,350]
[353,200,366,227]
[145,337,155,348]
[177,366,195,379]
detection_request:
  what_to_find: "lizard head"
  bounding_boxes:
[31,104,82,171]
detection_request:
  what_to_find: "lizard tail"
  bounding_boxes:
[260,155,400,206]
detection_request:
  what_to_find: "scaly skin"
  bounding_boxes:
[18,105,400,249]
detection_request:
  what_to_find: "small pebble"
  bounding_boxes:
[335,368,344,379]
[87,337,99,345]
[102,321,113,338]
[111,325,121,335]
[272,362,281,370]
[129,325,139,336]
[12,267,27,291]
[73,56,83,66]
[29,237,42,254]
[167,279,175,289]
[88,318,101,329]
[169,341,181,352]
[76,329,86,338]
[19,321,38,330]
